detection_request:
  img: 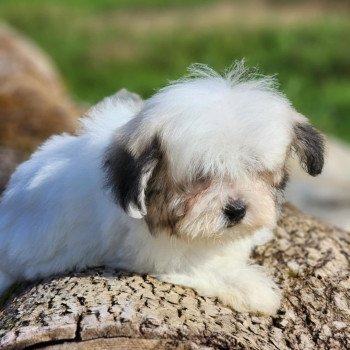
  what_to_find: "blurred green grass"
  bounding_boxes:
[0,0,349,141]
[0,0,212,11]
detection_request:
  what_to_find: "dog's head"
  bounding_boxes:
[104,63,324,241]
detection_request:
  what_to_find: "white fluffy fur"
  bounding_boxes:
[0,63,308,314]
[130,62,296,182]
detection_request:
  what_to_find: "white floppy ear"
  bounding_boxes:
[103,136,160,219]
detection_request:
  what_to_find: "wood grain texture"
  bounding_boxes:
[0,204,349,350]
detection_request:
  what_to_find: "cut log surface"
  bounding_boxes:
[0,204,349,350]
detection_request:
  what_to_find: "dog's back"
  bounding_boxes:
[0,92,141,294]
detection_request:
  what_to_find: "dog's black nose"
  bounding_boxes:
[224,199,246,225]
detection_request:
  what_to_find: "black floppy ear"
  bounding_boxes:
[103,136,161,218]
[292,122,325,176]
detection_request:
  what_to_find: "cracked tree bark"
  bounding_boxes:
[0,204,349,350]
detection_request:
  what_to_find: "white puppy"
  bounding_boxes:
[0,62,324,314]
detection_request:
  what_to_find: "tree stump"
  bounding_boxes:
[0,204,349,350]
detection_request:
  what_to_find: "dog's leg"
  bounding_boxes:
[216,264,281,315]
[155,265,281,315]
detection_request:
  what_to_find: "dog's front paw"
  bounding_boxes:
[153,269,281,315]
[221,268,281,315]
[219,278,281,315]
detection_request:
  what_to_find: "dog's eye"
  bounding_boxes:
[197,176,209,184]
[193,176,211,190]
[178,175,211,195]
[260,170,288,190]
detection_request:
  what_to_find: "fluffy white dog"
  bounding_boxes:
[0,63,324,314]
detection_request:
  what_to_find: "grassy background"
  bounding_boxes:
[0,0,349,141]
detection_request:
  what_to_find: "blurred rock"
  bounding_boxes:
[287,137,350,231]
[0,24,80,193]
[0,24,79,153]
[0,147,21,194]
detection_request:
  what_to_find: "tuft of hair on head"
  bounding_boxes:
[144,60,293,182]
[166,59,282,97]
